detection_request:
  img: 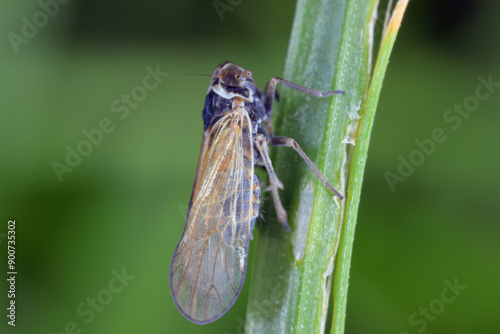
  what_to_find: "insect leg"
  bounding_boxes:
[254,133,290,232]
[263,77,344,117]
[270,136,344,199]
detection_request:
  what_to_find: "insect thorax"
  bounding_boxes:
[203,87,267,138]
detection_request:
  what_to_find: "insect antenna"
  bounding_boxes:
[186,73,211,78]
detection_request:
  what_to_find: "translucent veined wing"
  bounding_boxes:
[169,108,259,324]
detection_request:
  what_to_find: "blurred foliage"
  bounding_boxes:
[0,0,499,333]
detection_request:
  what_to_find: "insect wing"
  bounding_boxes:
[170,110,256,324]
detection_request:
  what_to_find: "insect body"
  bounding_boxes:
[170,62,344,324]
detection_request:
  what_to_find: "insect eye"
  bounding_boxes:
[221,72,242,87]
[240,70,252,80]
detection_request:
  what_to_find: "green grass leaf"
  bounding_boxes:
[245,0,409,333]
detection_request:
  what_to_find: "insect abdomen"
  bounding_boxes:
[251,175,261,231]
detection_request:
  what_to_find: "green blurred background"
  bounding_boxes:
[1,0,499,333]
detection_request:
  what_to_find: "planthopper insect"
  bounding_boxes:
[169,62,344,324]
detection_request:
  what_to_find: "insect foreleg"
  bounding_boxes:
[263,77,345,117]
